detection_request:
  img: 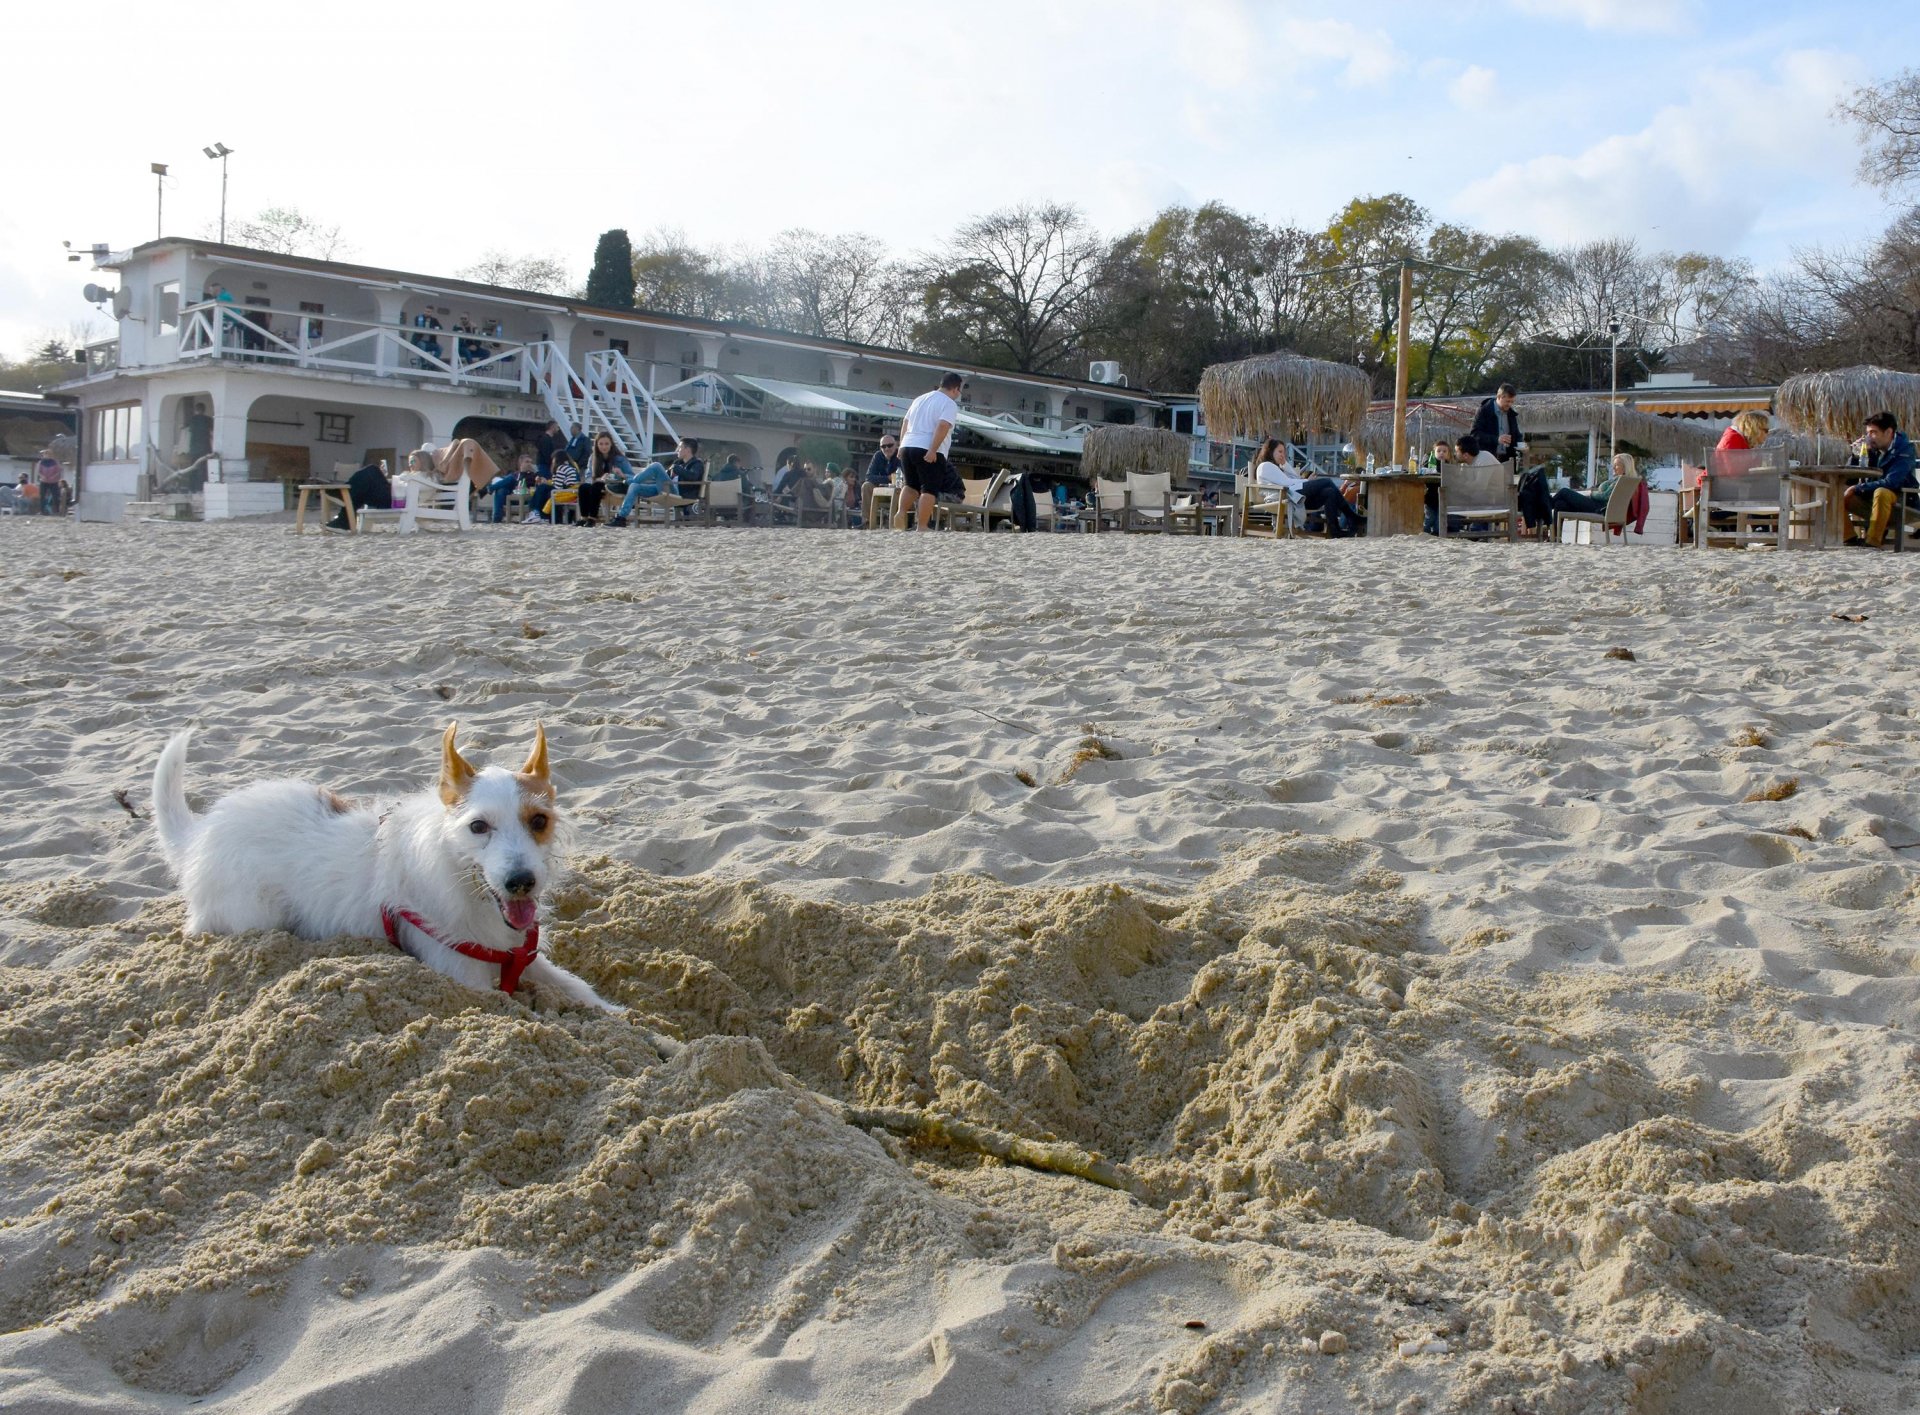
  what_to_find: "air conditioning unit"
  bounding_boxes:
[1087,360,1126,386]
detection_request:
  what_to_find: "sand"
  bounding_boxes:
[3,518,1920,1413]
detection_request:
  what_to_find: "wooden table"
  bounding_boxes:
[293,482,354,534]
[1784,466,1876,548]
[1358,473,1438,537]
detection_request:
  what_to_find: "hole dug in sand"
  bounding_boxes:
[3,844,1918,1410]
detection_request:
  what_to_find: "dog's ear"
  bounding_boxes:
[439,723,477,807]
[520,722,550,786]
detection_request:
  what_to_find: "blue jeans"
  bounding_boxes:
[39,484,59,515]
[617,482,652,518]
[487,475,520,522]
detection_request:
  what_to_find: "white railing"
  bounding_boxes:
[522,343,678,460]
[174,301,526,390]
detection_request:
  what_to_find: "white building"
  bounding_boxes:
[58,239,1165,521]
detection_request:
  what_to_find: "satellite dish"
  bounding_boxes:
[82,283,110,304]
[111,289,133,319]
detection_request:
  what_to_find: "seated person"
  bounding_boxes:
[1843,411,1918,546]
[328,461,394,530]
[839,464,863,526]
[710,453,744,481]
[611,460,676,524]
[528,456,579,523]
[793,461,835,520]
[1252,437,1361,537]
[1422,439,1456,533]
[487,453,535,524]
[669,438,704,518]
[1552,453,1632,517]
[770,455,805,503]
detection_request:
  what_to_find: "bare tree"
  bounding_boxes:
[766,229,898,343]
[915,203,1108,373]
[1838,68,1920,193]
[457,251,574,295]
[629,228,734,320]
[221,207,349,259]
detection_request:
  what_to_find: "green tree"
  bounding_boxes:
[585,229,636,310]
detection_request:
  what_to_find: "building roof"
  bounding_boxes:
[107,238,1163,406]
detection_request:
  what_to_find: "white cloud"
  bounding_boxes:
[1453,49,1856,253]
[1508,0,1698,32]
[1449,65,1500,111]
[1279,17,1405,89]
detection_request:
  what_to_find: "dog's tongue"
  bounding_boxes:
[504,898,538,931]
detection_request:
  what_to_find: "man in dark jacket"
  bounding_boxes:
[1846,410,1918,546]
[1470,384,1522,464]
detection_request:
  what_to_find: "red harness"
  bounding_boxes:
[381,904,539,995]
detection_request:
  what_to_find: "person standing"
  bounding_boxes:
[896,373,964,530]
[34,452,64,516]
[534,420,566,478]
[863,433,901,529]
[1470,383,1522,464]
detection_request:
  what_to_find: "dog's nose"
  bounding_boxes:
[502,869,537,898]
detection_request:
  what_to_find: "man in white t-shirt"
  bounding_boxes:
[896,372,964,530]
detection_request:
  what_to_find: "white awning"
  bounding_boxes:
[734,374,1085,457]
[731,374,911,420]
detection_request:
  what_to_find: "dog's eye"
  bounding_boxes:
[468,819,491,835]
[528,813,549,833]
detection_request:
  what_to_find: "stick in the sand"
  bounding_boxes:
[838,1103,1149,1200]
[635,1021,1146,1199]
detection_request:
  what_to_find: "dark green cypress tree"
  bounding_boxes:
[585,229,636,309]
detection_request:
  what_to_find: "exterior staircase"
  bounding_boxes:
[524,343,678,459]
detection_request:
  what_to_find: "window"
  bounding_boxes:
[90,403,142,461]
[1173,409,1196,435]
[608,338,629,356]
[1075,405,1089,420]
[315,412,353,444]
[156,281,180,334]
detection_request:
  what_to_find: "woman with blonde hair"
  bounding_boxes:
[1722,409,1770,451]
[1552,451,1636,518]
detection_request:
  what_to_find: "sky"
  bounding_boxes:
[1,0,1912,355]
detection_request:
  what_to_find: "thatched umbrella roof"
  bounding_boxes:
[1080,425,1191,480]
[1356,393,1721,461]
[1198,352,1371,442]
[1776,365,1920,438]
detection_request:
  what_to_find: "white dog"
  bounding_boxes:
[152,723,619,1010]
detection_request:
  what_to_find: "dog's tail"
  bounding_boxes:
[152,730,200,864]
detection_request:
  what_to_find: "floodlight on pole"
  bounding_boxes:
[203,143,233,243]
[150,162,169,239]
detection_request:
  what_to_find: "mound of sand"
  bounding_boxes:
[6,845,1918,1412]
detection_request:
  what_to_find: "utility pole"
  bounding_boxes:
[150,162,168,239]
[1391,261,1413,468]
[1607,316,1621,463]
[203,143,233,242]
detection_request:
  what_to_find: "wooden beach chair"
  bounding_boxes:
[1123,472,1174,532]
[935,473,1005,532]
[1553,468,1641,545]
[1693,449,1784,549]
[1436,461,1517,541]
[1236,467,1287,539]
[1088,478,1129,533]
[703,476,749,526]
